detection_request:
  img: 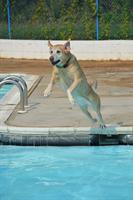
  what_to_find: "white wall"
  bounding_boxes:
[0,39,133,60]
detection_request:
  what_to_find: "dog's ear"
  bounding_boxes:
[48,40,53,48]
[64,39,71,52]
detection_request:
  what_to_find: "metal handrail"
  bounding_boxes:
[3,75,28,107]
[0,79,27,113]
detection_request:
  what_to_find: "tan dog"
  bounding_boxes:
[44,40,105,127]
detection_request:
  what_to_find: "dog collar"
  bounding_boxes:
[50,59,60,65]
[56,57,71,68]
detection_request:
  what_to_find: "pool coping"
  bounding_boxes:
[0,125,133,146]
[0,74,133,146]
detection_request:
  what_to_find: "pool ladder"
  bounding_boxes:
[0,75,28,113]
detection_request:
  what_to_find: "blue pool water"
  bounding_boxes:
[0,84,13,99]
[0,146,133,200]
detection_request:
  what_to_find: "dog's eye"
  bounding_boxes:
[50,50,53,54]
[57,50,61,54]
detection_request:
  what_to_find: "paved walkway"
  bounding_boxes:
[0,66,133,145]
[6,71,133,128]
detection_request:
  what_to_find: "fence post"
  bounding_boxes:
[96,0,99,40]
[7,0,11,39]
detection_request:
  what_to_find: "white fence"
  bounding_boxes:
[0,39,133,60]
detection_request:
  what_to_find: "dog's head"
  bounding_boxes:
[48,40,71,68]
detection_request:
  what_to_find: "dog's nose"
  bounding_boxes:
[49,55,60,66]
[49,56,54,62]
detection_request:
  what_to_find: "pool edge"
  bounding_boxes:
[1,74,133,146]
[0,125,133,146]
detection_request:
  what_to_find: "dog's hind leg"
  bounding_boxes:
[78,104,97,125]
[92,99,105,128]
[96,110,105,128]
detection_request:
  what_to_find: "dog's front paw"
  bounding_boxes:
[44,89,51,97]
[44,84,52,97]
[69,96,75,105]
[67,90,75,105]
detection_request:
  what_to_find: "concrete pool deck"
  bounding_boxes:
[0,60,133,145]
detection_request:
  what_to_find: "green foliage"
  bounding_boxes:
[99,0,132,39]
[0,0,132,39]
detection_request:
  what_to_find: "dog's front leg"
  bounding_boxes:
[67,89,75,105]
[44,68,59,97]
[67,78,81,105]
[44,82,53,97]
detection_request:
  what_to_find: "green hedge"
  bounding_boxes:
[0,0,132,40]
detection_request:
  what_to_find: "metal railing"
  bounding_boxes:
[0,75,28,113]
[3,75,28,107]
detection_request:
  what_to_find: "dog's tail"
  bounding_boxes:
[90,80,98,90]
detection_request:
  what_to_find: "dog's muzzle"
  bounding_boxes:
[49,56,60,65]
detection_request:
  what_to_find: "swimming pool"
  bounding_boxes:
[0,84,13,99]
[0,146,133,200]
